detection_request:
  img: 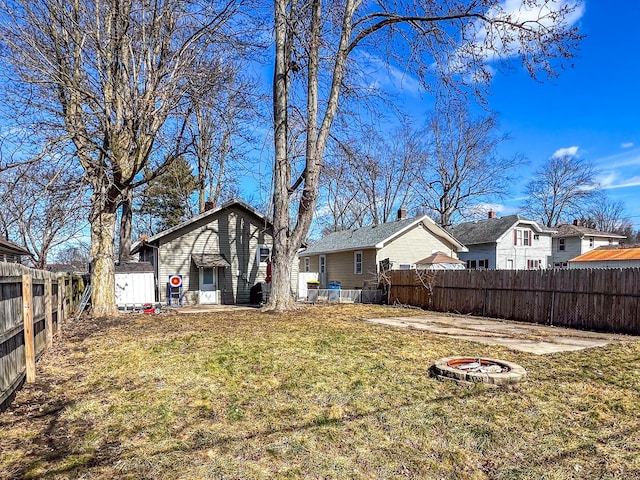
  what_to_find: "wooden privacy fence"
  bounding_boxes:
[0,263,84,411]
[390,268,640,335]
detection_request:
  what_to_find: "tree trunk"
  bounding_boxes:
[118,188,133,263]
[90,201,118,317]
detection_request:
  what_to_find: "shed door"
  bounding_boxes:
[199,267,219,304]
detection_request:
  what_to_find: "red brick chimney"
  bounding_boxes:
[488,210,496,219]
[205,201,214,212]
[573,219,580,226]
[397,207,407,220]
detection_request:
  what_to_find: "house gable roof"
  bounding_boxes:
[449,215,553,246]
[0,238,31,256]
[131,198,271,253]
[553,224,626,239]
[300,215,466,256]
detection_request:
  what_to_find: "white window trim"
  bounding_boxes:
[304,257,310,272]
[257,244,271,265]
[354,251,363,274]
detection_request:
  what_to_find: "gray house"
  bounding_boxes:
[0,238,30,264]
[132,199,298,305]
[551,222,626,268]
[449,212,555,270]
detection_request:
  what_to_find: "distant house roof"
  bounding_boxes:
[0,238,31,256]
[416,251,464,266]
[569,247,640,263]
[131,198,271,254]
[449,215,554,246]
[553,224,626,239]
[301,215,466,256]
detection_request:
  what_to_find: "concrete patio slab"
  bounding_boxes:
[366,314,635,355]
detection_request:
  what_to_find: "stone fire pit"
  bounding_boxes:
[432,356,527,386]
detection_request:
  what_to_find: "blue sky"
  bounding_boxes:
[243,1,640,229]
[386,1,640,226]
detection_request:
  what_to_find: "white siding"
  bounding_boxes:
[495,225,553,269]
[569,260,640,269]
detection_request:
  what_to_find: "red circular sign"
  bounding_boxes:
[169,275,182,287]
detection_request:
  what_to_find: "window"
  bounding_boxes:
[319,255,326,274]
[534,234,540,240]
[354,251,363,274]
[257,244,271,264]
[514,229,532,246]
[589,237,594,248]
[507,259,514,269]
[466,260,477,269]
[527,259,541,269]
[558,238,565,251]
[478,259,489,269]
[399,264,413,270]
[304,257,310,272]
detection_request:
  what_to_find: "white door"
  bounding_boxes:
[199,267,219,304]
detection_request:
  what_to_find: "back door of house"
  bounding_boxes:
[199,267,219,304]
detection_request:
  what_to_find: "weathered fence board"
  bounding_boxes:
[390,268,640,335]
[1,263,84,411]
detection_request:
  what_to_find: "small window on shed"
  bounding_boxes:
[257,245,271,264]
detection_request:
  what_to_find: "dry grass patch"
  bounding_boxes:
[1,304,639,479]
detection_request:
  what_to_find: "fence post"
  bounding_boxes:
[58,277,65,333]
[45,278,53,348]
[549,290,555,326]
[22,274,36,383]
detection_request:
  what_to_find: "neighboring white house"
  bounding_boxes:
[551,222,626,268]
[449,212,555,270]
[569,246,640,269]
[299,209,467,289]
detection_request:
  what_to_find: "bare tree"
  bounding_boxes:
[0,0,248,314]
[319,124,420,232]
[412,104,525,228]
[188,64,261,213]
[0,158,88,268]
[584,195,632,235]
[521,154,599,227]
[269,0,583,309]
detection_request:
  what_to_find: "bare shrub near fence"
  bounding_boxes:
[390,268,640,335]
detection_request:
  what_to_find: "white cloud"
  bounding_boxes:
[551,146,579,158]
[458,1,585,70]
[621,142,634,149]
[602,176,640,190]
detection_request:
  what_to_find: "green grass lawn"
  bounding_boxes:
[1,304,639,479]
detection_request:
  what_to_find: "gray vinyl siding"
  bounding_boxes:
[156,205,272,305]
[552,236,622,265]
[457,244,497,268]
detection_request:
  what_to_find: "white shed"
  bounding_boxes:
[115,262,155,308]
